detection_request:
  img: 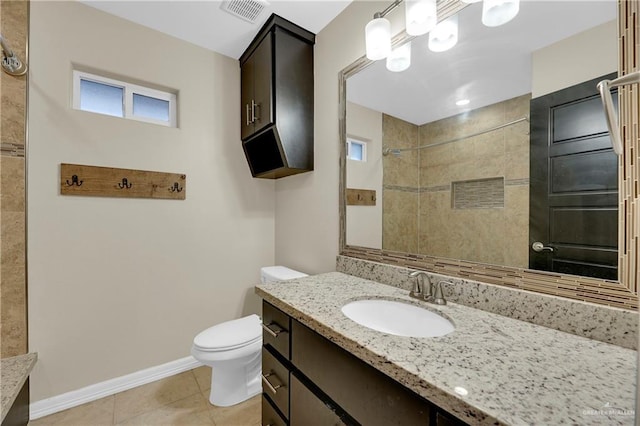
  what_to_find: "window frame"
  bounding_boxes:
[72,70,177,127]
[346,137,368,162]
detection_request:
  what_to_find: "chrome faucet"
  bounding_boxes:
[432,281,447,305]
[409,271,431,299]
[408,271,432,301]
[409,271,448,305]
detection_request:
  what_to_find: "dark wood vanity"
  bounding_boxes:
[260,301,466,426]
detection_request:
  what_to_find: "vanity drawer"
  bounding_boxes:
[262,347,290,420]
[292,320,431,426]
[263,301,291,359]
[290,373,346,426]
[262,395,287,426]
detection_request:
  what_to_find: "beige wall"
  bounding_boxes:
[0,0,28,358]
[28,1,275,401]
[532,20,617,98]
[346,101,382,249]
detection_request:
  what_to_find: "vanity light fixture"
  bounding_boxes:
[365,0,519,64]
[386,42,412,72]
[405,0,437,36]
[365,0,435,60]
[365,16,392,60]
[456,99,470,106]
[428,15,458,52]
[482,0,520,27]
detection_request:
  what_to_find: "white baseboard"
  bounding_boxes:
[30,356,202,420]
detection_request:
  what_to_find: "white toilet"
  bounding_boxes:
[191,266,307,407]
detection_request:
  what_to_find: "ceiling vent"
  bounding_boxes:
[221,0,269,24]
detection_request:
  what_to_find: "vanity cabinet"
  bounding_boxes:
[260,301,468,426]
[239,14,315,179]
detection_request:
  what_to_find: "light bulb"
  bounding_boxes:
[405,0,437,36]
[428,15,458,52]
[482,0,520,27]
[386,42,412,72]
[365,17,391,60]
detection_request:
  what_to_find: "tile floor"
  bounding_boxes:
[28,367,261,426]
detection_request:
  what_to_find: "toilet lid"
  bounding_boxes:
[193,314,262,352]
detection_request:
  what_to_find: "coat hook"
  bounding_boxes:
[169,182,183,193]
[117,178,132,189]
[65,175,83,187]
[357,194,363,201]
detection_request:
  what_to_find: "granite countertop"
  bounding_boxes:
[1,353,37,422]
[255,272,637,426]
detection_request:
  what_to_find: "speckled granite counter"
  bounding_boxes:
[256,272,637,426]
[1,353,37,423]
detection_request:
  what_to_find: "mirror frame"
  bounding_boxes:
[339,0,638,310]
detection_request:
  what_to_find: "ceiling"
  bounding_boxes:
[82,0,352,59]
[81,1,616,126]
[347,1,617,125]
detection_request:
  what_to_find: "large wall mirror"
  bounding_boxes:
[339,0,639,309]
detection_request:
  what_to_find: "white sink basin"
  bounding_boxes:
[341,299,454,337]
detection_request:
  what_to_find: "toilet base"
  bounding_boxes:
[206,349,262,407]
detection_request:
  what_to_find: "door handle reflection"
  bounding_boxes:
[532,242,554,252]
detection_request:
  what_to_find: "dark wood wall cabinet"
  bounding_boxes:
[240,14,315,179]
[260,301,468,426]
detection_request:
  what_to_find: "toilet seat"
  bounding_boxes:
[193,314,261,352]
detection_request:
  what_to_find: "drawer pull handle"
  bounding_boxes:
[262,372,283,395]
[262,322,284,338]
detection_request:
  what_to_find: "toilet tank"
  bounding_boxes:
[261,266,307,284]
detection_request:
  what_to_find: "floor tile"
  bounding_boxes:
[114,371,201,423]
[192,366,211,393]
[208,394,261,426]
[116,392,213,426]
[28,395,114,426]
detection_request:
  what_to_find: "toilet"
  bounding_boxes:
[191,266,307,407]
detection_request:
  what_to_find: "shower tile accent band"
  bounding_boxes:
[0,143,25,158]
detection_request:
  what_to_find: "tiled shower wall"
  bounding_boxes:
[382,94,530,268]
[0,0,29,357]
[382,114,419,253]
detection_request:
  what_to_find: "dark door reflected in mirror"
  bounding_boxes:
[530,73,618,280]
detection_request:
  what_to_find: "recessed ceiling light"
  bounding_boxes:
[456,99,470,106]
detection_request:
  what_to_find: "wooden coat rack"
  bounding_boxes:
[60,164,186,200]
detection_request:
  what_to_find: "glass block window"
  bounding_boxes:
[347,138,367,162]
[73,70,177,127]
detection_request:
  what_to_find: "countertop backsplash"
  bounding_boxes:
[337,255,638,349]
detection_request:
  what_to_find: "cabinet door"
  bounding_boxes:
[251,32,273,135]
[292,321,431,425]
[240,55,254,140]
[290,374,345,426]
